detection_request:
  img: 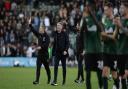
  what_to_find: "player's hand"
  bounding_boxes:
[28,17,31,25]
[114,17,122,28]
[101,32,107,37]
[63,51,67,55]
[36,46,41,50]
[81,51,85,56]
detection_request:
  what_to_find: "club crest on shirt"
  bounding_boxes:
[87,25,97,32]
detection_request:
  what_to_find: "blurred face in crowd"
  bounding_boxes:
[120,4,128,16]
[84,5,89,13]
[56,22,63,33]
[104,5,113,17]
[39,26,45,34]
[61,4,64,9]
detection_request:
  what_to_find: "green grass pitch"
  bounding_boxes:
[0,67,113,89]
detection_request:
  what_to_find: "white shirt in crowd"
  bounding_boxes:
[44,16,50,27]
[1,45,11,56]
[26,46,35,58]
[11,2,17,10]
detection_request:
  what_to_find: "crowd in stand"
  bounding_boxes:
[0,0,84,58]
[0,0,118,58]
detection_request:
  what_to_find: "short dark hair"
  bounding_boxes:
[57,22,63,26]
[104,2,113,8]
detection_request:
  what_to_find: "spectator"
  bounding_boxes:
[4,43,11,57]
[0,0,4,9]
[0,10,5,20]
[26,43,36,57]
[4,0,11,11]
[11,1,17,11]
[0,0,105,58]
[59,4,68,20]
[0,44,6,56]
[9,43,17,57]
[33,11,41,31]
[10,30,16,43]
[16,20,22,31]
[33,0,39,9]
[44,13,50,29]
[18,10,24,19]
[16,43,23,56]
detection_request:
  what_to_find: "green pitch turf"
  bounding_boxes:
[0,67,113,89]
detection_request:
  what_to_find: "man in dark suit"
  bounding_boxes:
[30,24,51,85]
[51,22,69,86]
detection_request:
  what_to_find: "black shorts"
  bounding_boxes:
[103,54,117,71]
[117,55,127,76]
[84,54,103,71]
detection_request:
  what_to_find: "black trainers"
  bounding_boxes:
[47,76,51,84]
[51,82,58,86]
[47,80,51,84]
[62,81,65,85]
[80,79,84,83]
[33,81,39,85]
[74,79,79,83]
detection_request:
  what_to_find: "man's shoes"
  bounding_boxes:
[62,81,65,85]
[47,78,51,84]
[74,79,79,83]
[74,79,84,83]
[33,81,39,85]
[51,82,58,86]
[47,80,50,84]
[80,79,84,83]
